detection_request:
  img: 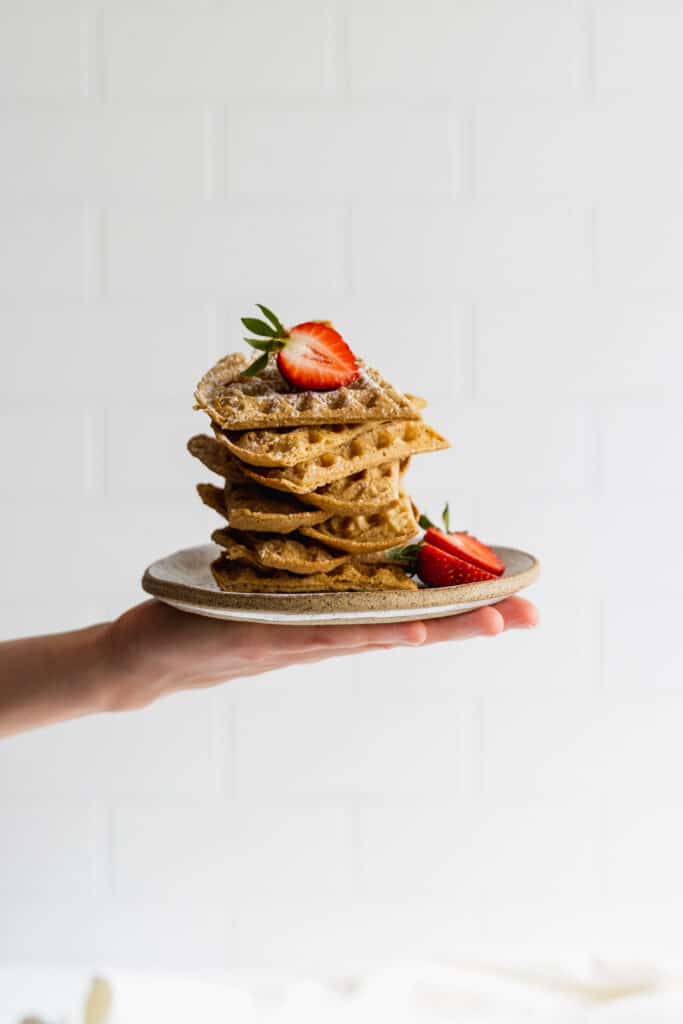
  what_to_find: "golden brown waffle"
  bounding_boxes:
[211,556,417,592]
[300,493,419,553]
[235,419,449,495]
[226,486,330,533]
[197,482,228,518]
[195,353,419,430]
[197,480,330,533]
[190,433,403,515]
[187,435,246,482]
[293,462,402,515]
[216,420,376,468]
[212,527,350,575]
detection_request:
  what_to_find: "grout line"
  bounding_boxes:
[335,0,352,101]
[81,7,105,103]
[582,0,598,104]
[592,399,605,497]
[82,406,106,498]
[587,202,599,295]
[83,205,106,303]
[462,113,477,201]
[343,199,354,297]
[467,299,479,398]
[204,107,223,200]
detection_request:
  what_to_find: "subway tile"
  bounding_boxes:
[105,402,209,496]
[473,106,591,196]
[0,305,213,399]
[601,402,683,493]
[0,801,100,900]
[0,10,83,98]
[475,797,602,948]
[431,398,597,494]
[0,409,91,497]
[103,3,336,100]
[605,796,683,947]
[350,0,584,101]
[604,594,683,695]
[104,204,345,298]
[234,658,476,798]
[594,0,683,97]
[453,202,590,294]
[0,108,209,199]
[356,800,482,907]
[0,207,86,298]
[226,110,458,197]
[0,691,216,800]
[111,801,233,902]
[475,298,683,397]
[597,204,683,291]
[351,204,457,294]
[229,803,353,905]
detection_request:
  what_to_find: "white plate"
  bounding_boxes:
[142,543,539,626]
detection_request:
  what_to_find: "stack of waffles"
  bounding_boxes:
[188,353,450,592]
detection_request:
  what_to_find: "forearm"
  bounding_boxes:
[0,622,115,739]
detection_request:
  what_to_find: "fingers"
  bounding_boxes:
[418,596,539,646]
[229,618,428,658]
[494,595,539,629]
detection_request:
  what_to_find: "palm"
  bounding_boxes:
[108,597,538,710]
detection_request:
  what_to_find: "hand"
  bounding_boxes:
[105,596,538,711]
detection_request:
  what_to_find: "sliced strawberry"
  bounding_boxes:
[277,321,359,390]
[424,528,505,577]
[239,305,360,391]
[417,543,497,587]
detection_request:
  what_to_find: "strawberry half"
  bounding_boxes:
[417,543,498,587]
[390,502,506,588]
[424,527,505,577]
[240,304,359,391]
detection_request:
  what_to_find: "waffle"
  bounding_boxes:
[197,482,228,519]
[211,556,418,593]
[211,527,350,575]
[187,434,246,482]
[198,479,331,533]
[236,419,449,495]
[226,486,330,533]
[195,353,419,430]
[303,462,402,514]
[216,420,376,468]
[190,433,403,515]
[300,493,419,554]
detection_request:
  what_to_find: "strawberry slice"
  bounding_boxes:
[424,527,505,577]
[277,321,359,390]
[239,304,359,390]
[417,543,498,587]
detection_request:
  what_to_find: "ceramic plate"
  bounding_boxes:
[142,543,539,626]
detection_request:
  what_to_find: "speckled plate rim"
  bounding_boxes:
[141,543,539,626]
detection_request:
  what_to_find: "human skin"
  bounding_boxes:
[0,596,537,739]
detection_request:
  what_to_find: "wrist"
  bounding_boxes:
[98,608,174,712]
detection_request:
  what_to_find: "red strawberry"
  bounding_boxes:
[424,527,505,577]
[277,321,359,390]
[240,304,359,390]
[417,543,498,587]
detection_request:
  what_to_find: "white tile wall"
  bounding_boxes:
[1,0,681,976]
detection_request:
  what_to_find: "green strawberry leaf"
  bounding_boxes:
[442,502,450,532]
[240,352,270,378]
[256,303,287,336]
[387,541,424,567]
[241,317,276,337]
[418,513,436,531]
[244,336,273,351]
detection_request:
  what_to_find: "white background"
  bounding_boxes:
[1,0,682,973]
